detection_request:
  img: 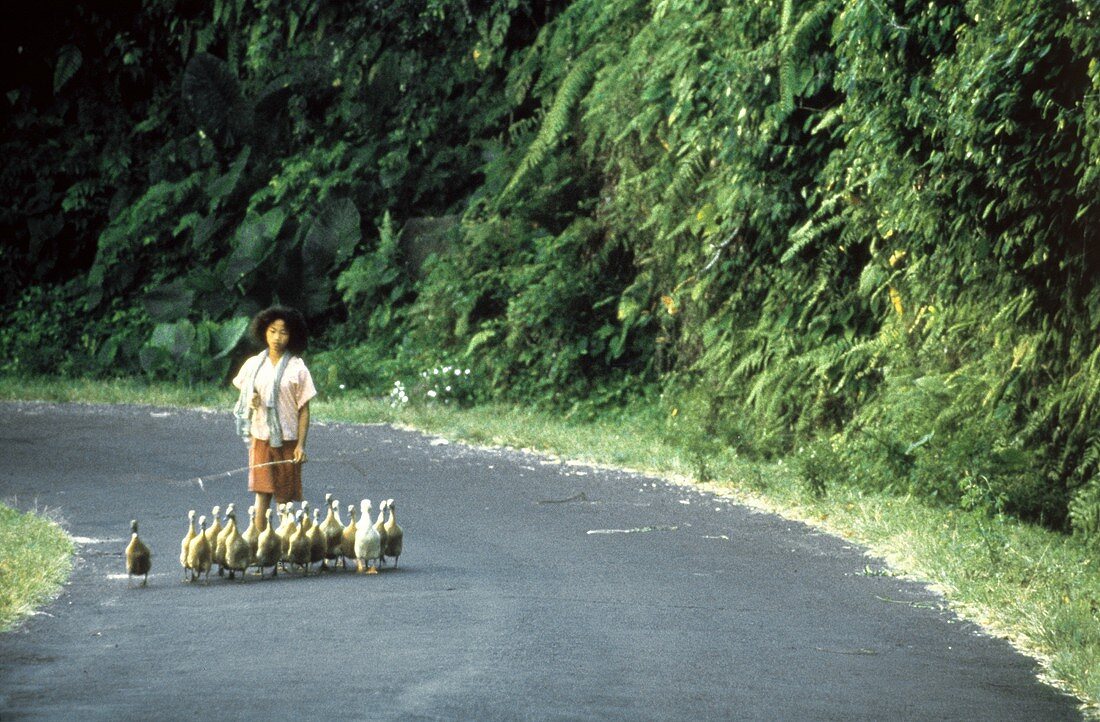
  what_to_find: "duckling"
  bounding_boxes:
[214,502,235,576]
[320,498,343,570]
[222,510,251,581]
[354,499,382,574]
[242,505,260,566]
[340,503,357,570]
[287,510,311,575]
[125,519,151,587]
[307,507,326,572]
[383,499,403,569]
[331,493,345,526]
[300,501,312,532]
[204,505,223,575]
[179,509,196,581]
[204,505,223,546]
[274,502,290,535]
[186,515,212,582]
[373,500,389,566]
[276,504,293,567]
[255,508,280,578]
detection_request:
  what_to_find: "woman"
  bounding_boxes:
[232,306,317,531]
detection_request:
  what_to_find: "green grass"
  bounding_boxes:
[0,502,74,631]
[0,374,1097,715]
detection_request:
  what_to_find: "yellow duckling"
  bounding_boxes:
[214,502,235,576]
[276,503,294,566]
[186,515,212,582]
[242,504,260,566]
[179,509,196,581]
[287,510,311,575]
[125,519,151,587]
[222,510,251,581]
[255,508,281,578]
[204,505,222,547]
[340,503,357,570]
[204,505,223,574]
[373,500,389,566]
[383,499,403,569]
[328,493,344,524]
[307,508,326,572]
[320,498,343,570]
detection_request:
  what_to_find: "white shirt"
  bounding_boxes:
[232,355,317,441]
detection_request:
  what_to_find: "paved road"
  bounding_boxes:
[0,402,1082,720]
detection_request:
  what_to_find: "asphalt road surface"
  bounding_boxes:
[0,402,1083,720]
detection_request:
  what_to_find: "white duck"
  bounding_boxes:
[354,499,382,574]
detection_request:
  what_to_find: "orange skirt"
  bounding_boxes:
[248,438,302,503]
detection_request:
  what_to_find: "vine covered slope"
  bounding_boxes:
[2,0,1097,535]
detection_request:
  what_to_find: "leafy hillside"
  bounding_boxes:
[2,0,1098,538]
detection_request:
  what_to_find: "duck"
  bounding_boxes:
[383,499,403,569]
[242,504,260,565]
[204,505,223,574]
[276,503,294,566]
[214,502,235,576]
[300,501,313,530]
[125,519,152,587]
[373,499,389,566]
[287,510,311,575]
[179,509,196,581]
[255,508,281,578]
[222,509,251,581]
[186,515,212,582]
[274,502,290,536]
[332,494,345,526]
[320,498,344,570]
[354,499,382,574]
[204,505,223,547]
[307,507,326,572]
[340,503,357,570]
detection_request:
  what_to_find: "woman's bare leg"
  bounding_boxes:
[255,492,272,531]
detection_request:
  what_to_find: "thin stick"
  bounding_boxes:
[186,459,298,491]
[172,443,377,490]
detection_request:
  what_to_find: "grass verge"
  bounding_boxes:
[0,374,1096,715]
[0,502,74,632]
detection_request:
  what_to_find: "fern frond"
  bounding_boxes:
[778,0,838,114]
[781,213,843,263]
[666,145,708,204]
[499,47,602,203]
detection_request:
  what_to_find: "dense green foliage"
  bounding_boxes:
[2,0,1098,536]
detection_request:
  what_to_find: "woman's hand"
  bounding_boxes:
[250,392,262,411]
[293,446,308,465]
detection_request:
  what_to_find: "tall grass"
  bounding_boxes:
[0,502,73,631]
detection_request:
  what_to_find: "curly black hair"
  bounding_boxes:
[249,306,309,355]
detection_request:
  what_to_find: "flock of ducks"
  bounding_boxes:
[125,493,404,586]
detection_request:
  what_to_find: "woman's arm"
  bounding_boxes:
[294,401,310,464]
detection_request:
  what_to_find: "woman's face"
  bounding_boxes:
[265,319,291,354]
